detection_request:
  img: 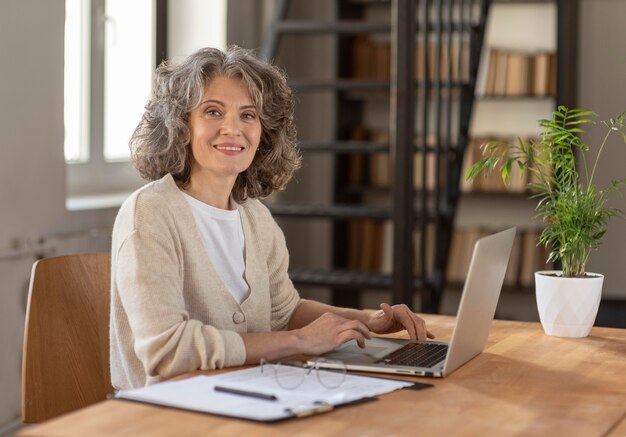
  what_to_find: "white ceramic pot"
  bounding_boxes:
[535,270,603,338]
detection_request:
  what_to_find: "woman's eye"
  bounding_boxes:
[242,112,257,120]
[206,109,221,116]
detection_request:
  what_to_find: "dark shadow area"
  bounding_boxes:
[596,299,626,329]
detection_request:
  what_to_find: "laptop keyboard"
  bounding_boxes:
[376,342,448,368]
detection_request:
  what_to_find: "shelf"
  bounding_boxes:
[298,140,389,154]
[476,95,556,101]
[274,20,390,34]
[268,203,389,219]
[297,140,461,154]
[274,20,477,36]
[346,0,556,6]
[446,282,535,295]
[461,190,536,199]
[289,79,389,91]
[266,202,453,221]
[493,0,555,3]
[343,185,463,198]
[288,267,428,290]
[290,79,471,92]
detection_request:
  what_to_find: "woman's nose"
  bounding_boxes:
[219,113,242,135]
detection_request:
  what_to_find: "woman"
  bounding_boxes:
[110,46,433,390]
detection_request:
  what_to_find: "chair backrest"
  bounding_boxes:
[22,253,113,423]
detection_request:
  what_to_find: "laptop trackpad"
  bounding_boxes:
[321,337,407,364]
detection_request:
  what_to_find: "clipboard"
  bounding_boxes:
[114,365,427,422]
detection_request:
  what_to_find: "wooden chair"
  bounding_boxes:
[21,253,114,423]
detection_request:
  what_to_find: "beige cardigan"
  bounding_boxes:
[109,174,301,390]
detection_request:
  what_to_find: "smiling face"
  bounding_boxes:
[187,76,262,188]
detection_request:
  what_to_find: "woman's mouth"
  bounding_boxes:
[214,143,245,151]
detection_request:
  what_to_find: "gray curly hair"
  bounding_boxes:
[129,46,301,201]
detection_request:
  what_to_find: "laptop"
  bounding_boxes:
[310,227,516,378]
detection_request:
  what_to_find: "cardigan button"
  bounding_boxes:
[232,312,245,324]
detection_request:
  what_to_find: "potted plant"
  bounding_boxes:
[465,106,626,337]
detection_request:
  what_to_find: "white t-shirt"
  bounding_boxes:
[182,192,250,304]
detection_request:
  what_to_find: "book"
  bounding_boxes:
[519,230,539,287]
[380,220,393,274]
[413,137,443,191]
[414,223,436,276]
[373,40,391,80]
[429,40,448,82]
[415,43,424,81]
[359,220,376,272]
[493,50,509,96]
[532,52,551,96]
[369,153,390,187]
[459,139,476,193]
[505,52,530,96]
[348,125,369,185]
[456,38,465,81]
[347,221,362,270]
[351,35,372,79]
[368,130,391,188]
[371,221,384,272]
[485,49,499,96]
[547,52,557,96]
[446,229,465,283]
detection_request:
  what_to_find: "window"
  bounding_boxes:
[103,0,155,161]
[64,0,161,204]
[64,0,227,207]
[64,0,90,164]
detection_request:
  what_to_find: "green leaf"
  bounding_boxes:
[567,108,596,117]
[565,119,593,126]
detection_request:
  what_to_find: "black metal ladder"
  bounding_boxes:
[260,0,490,313]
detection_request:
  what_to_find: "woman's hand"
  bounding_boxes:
[295,312,372,355]
[366,303,435,341]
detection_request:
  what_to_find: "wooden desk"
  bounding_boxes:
[19,315,626,436]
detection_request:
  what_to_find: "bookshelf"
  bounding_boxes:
[446,0,578,318]
[261,0,490,312]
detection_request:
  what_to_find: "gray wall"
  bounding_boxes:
[0,0,624,430]
[0,0,118,430]
[579,0,626,298]
[266,1,337,303]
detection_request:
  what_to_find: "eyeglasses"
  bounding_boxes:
[259,358,347,390]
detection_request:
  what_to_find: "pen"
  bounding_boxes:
[214,385,278,401]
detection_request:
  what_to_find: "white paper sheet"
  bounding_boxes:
[115,365,415,421]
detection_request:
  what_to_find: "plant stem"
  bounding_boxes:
[589,129,613,186]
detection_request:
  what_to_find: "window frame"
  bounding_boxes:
[65,0,167,200]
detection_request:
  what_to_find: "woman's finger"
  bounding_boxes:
[408,312,428,340]
[379,303,394,321]
[342,319,372,339]
[393,304,431,340]
[399,306,422,337]
[336,325,367,348]
[393,304,418,339]
[415,318,428,340]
